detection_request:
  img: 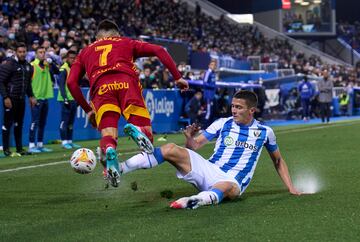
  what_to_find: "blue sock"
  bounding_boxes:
[153,147,165,164]
[211,188,224,203]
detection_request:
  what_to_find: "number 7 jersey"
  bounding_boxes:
[67,36,181,113]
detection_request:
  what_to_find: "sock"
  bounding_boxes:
[100,135,117,154]
[29,142,36,149]
[67,140,72,144]
[139,126,154,143]
[62,140,68,145]
[194,189,224,206]
[120,147,164,174]
[37,142,43,148]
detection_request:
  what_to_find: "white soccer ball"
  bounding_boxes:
[70,148,97,174]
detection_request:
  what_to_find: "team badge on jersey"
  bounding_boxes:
[253,130,261,137]
[224,136,234,146]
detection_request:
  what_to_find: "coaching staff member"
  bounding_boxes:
[0,42,37,156]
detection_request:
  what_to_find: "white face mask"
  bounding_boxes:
[6,51,14,57]
[8,33,15,39]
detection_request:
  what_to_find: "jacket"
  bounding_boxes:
[0,57,34,99]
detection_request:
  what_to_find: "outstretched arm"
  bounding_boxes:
[183,123,208,150]
[67,60,92,114]
[268,149,301,195]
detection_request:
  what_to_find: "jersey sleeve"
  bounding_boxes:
[67,52,92,113]
[203,118,224,141]
[264,127,278,152]
[132,40,181,80]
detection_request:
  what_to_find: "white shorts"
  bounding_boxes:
[176,149,240,192]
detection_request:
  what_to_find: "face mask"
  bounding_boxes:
[60,32,66,37]
[6,51,14,57]
[13,23,20,30]
[8,33,15,39]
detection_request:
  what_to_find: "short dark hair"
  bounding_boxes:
[16,42,26,50]
[233,90,258,108]
[67,50,77,56]
[97,19,120,33]
[36,46,45,52]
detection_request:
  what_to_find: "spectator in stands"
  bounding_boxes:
[140,67,156,89]
[298,75,314,121]
[318,70,334,123]
[0,42,37,157]
[57,50,80,149]
[203,59,217,125]
[185,90,204,125]
[28,46,58,153]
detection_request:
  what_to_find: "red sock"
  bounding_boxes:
[139,126,154,143]
[100,135,117,154]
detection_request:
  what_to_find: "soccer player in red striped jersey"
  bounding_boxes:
[67,19,189,187]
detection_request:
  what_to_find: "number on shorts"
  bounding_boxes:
[95,44,112,66]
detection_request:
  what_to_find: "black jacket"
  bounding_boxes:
[0,57,34,99]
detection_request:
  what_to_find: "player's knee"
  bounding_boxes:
[161,143,178,159]
[101,127,117,138]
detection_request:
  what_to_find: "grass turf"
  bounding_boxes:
[0,120,360,241]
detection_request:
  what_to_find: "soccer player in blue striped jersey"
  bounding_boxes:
[122,90,301,209]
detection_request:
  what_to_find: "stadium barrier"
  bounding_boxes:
[0,89,184,147]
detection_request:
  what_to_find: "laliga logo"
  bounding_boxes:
[145,91,155,121]
[145,91,174,121]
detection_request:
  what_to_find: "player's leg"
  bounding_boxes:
[123,121,154,154]
[181,181,240,209]
[99,111,121,187]
[120,143,190,174]
[171,181,240,210]
[120,75,154,147]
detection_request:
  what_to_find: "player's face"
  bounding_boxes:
[231,98,255,125]
[16,47,27,61]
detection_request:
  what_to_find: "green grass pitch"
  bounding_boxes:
[1,120,360,241]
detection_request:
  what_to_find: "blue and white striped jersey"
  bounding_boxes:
[203,117,278,192]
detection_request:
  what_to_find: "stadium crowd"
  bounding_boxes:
[0,0,359,154]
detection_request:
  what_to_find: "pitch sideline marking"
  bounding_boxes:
[0,120,358,173]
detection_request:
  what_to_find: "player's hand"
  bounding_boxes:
[175,78,189,92]
[4,97,12,109]
[183,123,201,138]
[29,96,37,108]
[289,188,302,196]
[87,110,97,128]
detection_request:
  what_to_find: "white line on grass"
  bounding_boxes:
[1,120,358,173]
[0,150,139,173]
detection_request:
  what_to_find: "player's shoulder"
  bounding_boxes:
[254,120,275,136]
[215,117,233,126]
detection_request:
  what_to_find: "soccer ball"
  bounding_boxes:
[70,148,97,174]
